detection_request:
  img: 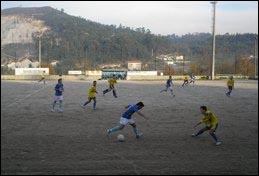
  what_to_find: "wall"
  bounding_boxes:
[15,68,49,75]
[1,75,101,80]
[1,74,250,81]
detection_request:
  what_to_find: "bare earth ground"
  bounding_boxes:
[1,80,258,175]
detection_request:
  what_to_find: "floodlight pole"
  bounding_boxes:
[39,37,41,68]
[211,1,217,80]
[255,36,257,78]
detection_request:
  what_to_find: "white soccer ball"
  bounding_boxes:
[117,134,125,142]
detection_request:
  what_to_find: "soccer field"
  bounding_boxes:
[1,80,258,174]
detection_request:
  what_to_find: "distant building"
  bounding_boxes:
[166,61,175,65]
[7,56,39,69]
[175,56,185,64]
[7,62,16,69]
[50,60,59,66]
[156,54,174,61]
[176,56,184,60]
[101,64,121,69]
[127,60,142,71]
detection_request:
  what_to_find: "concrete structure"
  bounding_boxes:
[128,60,142,71]
[68,70,83,75]
[85,70,102,76]
[15,68,49,75]
[1,74,250,81]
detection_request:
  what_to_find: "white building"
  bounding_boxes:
[176,56,184,60]
[7,57,39,69]
[127,60,142,71]
[166,61,175,65]
[101,64,121,69]
[50,60,59,66]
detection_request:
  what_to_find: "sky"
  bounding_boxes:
[1,1,258,36]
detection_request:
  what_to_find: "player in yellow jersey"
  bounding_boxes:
[103,74,117,98]
[182,75,189,87]
[192,106,221,146]
[38,71,46,84]
[82,81,98,110]
[226,76,234,97]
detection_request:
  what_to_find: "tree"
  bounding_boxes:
[163,65,175,75]
[189,63,200,75]
[236,57,254,77]
[41,63,56,75]
[1,66,15,75]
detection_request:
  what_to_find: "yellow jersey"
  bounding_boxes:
[227,79,234,87]
[41,72,45,78]
[88,86,97,98]
[184,76,188,81]
[200,111,218,128]
[108,78,117,86]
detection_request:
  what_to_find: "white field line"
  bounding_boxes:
[6,84,52,108]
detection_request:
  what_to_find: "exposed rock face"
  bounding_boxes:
[1,15,49,45]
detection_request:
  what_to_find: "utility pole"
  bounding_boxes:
[210,1,217,80]
[183,55,185,75]
[155,56,157,70]
[234,53,237,74]
[15,51,17,68]
[39,37,41,68]
[153,48,157,70]
[255,36,257,78]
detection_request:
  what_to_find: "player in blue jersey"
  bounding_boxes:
[160,75,175,96]
[107,102,148,139]
[51,78,64,112]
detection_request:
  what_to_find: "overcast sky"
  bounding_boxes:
[1,1,258,36]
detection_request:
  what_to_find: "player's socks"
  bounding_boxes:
[210,133,218,142]
[59,102,62,110]
[196,129,205,136]
[103,89,109,94]
[109,125,121,133]
[113,90,117,98]
[93,101,96,109]
[83,101,90,106]
[133,127,138,135]
[52,101,56,109]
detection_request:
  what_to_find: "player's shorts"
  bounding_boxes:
[120,117,135,125]
[109,84,115,89]
[166,85,173,90]
[54,95,63,101]
[228,86,233,90]
[206,123,218,131]
[88,97,96,100]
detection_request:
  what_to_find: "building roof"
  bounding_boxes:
[17,55,38,62]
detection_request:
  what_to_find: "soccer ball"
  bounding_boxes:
[117,134,125,142]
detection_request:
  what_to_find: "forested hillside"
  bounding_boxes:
[1,7,257,75]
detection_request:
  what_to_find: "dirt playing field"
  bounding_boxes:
[1,79,258,175]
